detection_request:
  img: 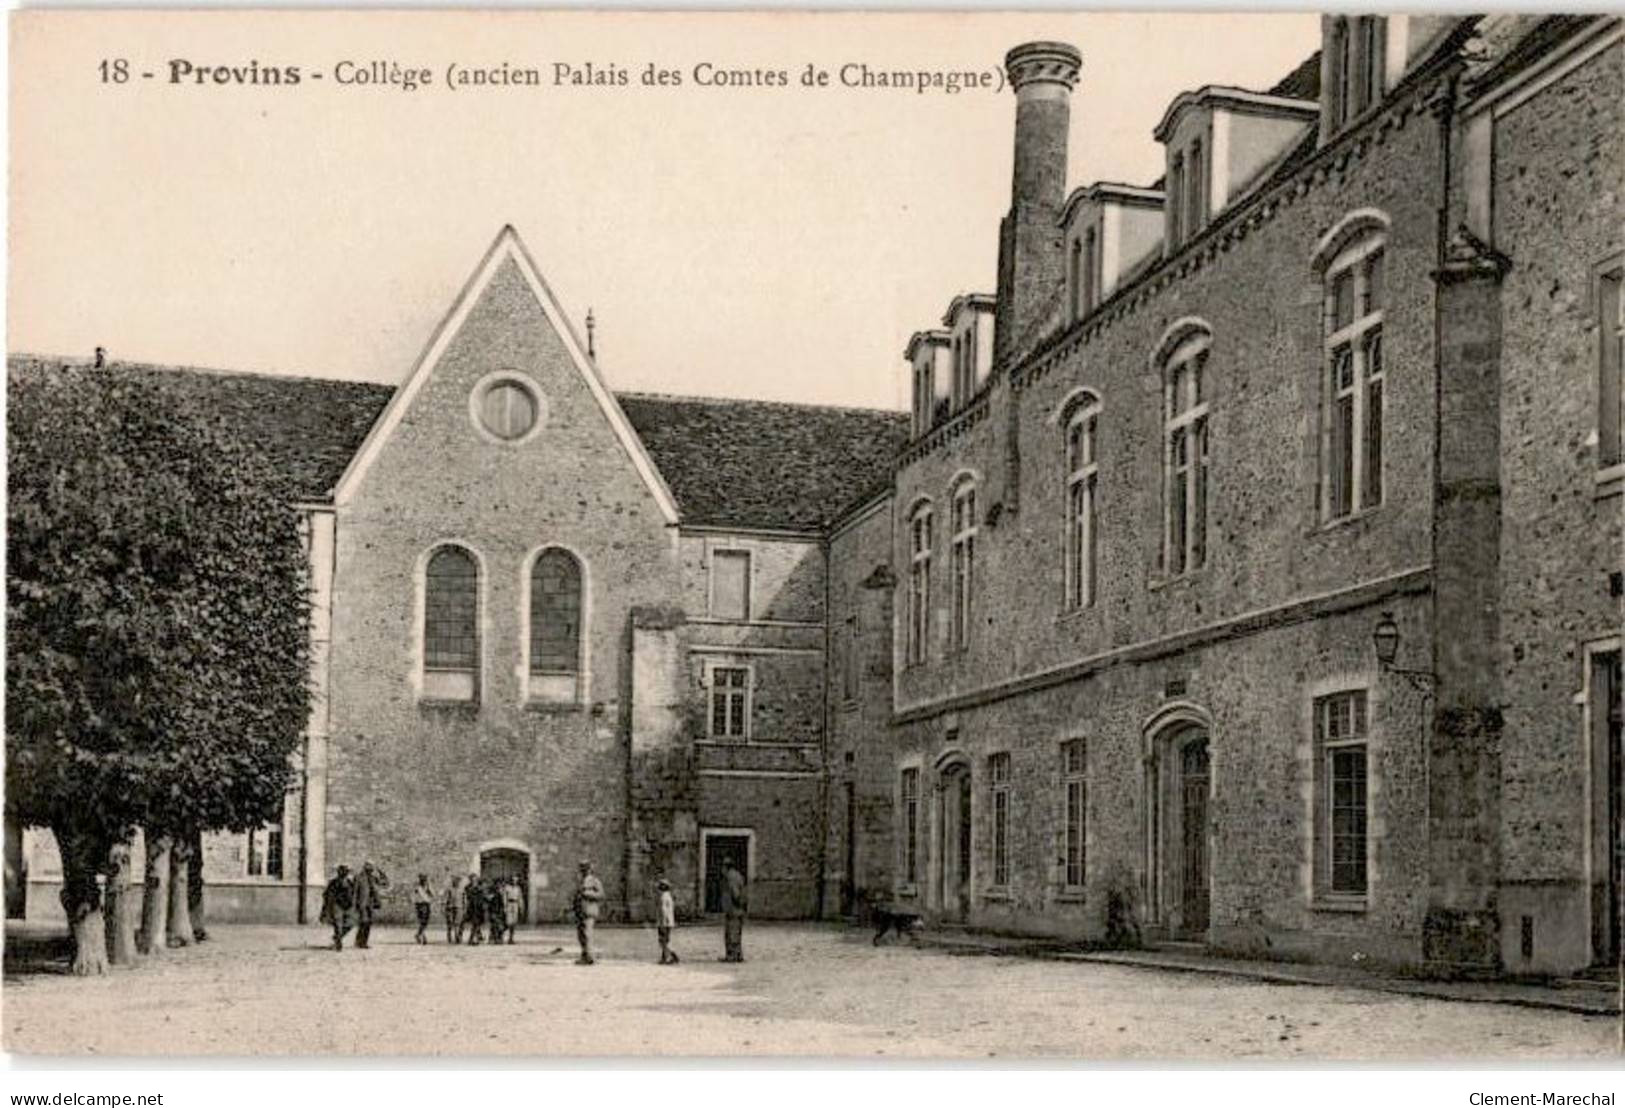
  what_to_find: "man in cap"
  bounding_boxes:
[572,859,603,965]
[319,864,358,951]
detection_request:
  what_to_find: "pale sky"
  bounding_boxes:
[9,11,1320,410]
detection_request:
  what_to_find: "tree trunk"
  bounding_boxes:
[139,832,172,957]
[166,836,193,947]
[54,823,109,976]
[103,838,141,966]
[187,828,207,942]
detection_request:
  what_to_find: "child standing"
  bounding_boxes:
[411,874,435,945]
[656,878,679,964]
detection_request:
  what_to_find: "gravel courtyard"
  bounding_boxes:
[3,921,1615,1059]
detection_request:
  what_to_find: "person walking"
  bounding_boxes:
[354,860,389,949]
[464,874,486,945]
[411,874,435,945]
[319,864,358,952]
[444,874,464,944]
[656,878,679,965]
[502,877,522,944]
[720,861,747,963]
[572,860,603,965]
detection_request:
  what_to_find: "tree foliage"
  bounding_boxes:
[6,364,311,912]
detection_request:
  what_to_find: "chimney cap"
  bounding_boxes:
[1005,41,1081,92]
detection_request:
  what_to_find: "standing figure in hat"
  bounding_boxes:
[655,878,679,965]
[572,859,603,965]
[319,864,358,951]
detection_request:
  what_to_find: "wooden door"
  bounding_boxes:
[1180,739,1211,935]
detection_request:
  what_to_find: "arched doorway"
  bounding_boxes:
[479,846,530,923]
[937,761,972,923]
[1144,709,1214,940]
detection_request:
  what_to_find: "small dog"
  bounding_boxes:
[871,907,925,945]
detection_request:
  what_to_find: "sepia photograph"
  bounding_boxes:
[3,4,1623,1084]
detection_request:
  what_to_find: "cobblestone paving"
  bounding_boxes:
[3,922,1615,1058]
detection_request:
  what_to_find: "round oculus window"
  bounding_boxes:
[476,379,539,441]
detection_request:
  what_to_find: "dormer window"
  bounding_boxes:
[1328,16,1387,132]
[1185,138,1206,237]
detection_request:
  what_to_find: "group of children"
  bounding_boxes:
[409,873,524,945]
[402,870,684,964]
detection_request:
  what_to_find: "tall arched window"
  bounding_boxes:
[1159,325,1211,576]
[950,479,977,651]
[1320,229,1386,519]
[529,548,583,702]
[423,545,479,701]
[907,502,933,666]
[1063,392,1101,610]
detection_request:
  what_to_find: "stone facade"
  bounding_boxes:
[863,18,1624,977]
[9,19,1620,983]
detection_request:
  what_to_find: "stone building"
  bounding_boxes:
[8,14,1622,981]
[9,228,906,925]
[841,14,1622,977]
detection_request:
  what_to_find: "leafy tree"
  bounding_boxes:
[7,363,310,974]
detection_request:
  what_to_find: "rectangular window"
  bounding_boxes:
[709,665,750,738]
[1062,740,1087,889]
[246,816,283,880]
[1315,690,1369,898]
[1363,330,1384,508]
[1324,245,1386,520]
[1164,343,1210,575]
[710,550,751,621]
[1081,228,1096,315]
[1069,238,1082,323]
[908,509,932,666]
[1168,154,1185,247]
[990,752,1011,889]
[951,486,976,651]
[1065,406,1100,610]
[841,615,859,703]
[1187,139,1205,236]
[1601,266,1623,470]
[901,768,919,885]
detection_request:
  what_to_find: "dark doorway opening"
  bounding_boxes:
[1592,651,1622,966]
[479,847,529,923]
[1180,738,1212,937]
[842,782,857,916]
[704,833,749,914]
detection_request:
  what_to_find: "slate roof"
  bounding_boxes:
[618,393,908,531]
[8,355,394,503]
[8,355,908,532]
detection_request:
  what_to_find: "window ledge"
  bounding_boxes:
[1054,890,1087,904]
[523,699,585,714]
[1311,896,1369,914]
[982,888,1011,902]
[1596,465,1624,499]
[1316,504,1385,533]
[1148,568,1205,593]
[418,697,479,712]
[1056,604,1098,626]
[896,884,919,899]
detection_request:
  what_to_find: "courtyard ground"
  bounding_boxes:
[2,920,1616,1059]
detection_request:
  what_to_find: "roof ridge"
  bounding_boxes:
[7,351,395,391]
[617,390,906,418]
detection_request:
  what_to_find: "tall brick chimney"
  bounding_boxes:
[994,41,1081,369]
